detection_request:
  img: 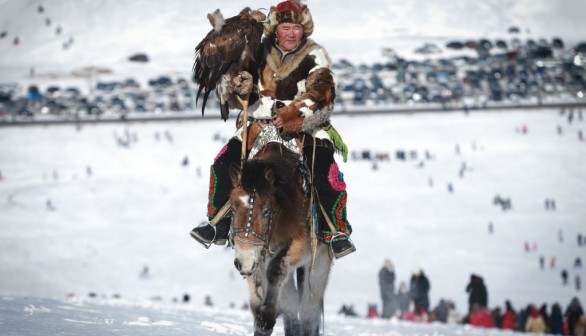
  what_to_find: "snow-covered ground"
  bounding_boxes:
[0,108,585,335]
[1,1,586,334]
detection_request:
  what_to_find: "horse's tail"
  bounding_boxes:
[321,297,325,336]
[296,267,305,300]
[309,197,319,275]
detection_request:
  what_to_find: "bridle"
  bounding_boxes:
[229,188,276,251]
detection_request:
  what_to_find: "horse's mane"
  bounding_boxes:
[240,143,301,208]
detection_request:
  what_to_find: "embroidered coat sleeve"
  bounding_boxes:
[277,47,336,134]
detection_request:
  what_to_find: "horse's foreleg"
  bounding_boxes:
[254,248,289,336]
[280,273,301,336]
[299,245,332,336]
[247,273,264,323]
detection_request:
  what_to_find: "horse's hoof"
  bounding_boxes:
[254,328,273,336]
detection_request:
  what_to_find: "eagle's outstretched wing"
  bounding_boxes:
[193,7,265,120]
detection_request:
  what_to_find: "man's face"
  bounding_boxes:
[276,23,304,52]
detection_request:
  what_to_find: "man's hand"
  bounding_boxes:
[272,114,283,129]
[228,71,253,96]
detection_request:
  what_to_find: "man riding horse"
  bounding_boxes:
[191,0,356,259]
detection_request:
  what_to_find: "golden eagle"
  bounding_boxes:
[193,7,266,120]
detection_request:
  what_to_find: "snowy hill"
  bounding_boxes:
[0,108,585,335]
[1,0,585,87]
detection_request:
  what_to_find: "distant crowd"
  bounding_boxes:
[336,261,586,335]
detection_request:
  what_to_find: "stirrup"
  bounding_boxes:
[190,222,225,249]
[330,232,356,259]
[190,230,212,249]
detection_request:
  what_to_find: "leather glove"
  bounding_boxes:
[228,71,253,96]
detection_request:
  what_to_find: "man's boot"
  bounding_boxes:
[190,218,231,248]
[331,235,356,259]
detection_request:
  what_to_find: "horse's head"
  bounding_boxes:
[227,143,304,278]
[228,160,278,278]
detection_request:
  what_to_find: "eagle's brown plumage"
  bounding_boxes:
[193,7,266,120]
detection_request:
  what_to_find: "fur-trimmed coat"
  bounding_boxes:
[231,37,336,144]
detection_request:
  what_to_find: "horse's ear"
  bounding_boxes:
[229,163,242,187]
[264,167,275,184]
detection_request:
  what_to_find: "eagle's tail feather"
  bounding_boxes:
[207,9,225,32]
[220,101,229,122]
[201,90,211,116]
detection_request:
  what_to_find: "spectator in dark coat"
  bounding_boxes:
[396,281,411,316]
[409,268,431,313]
[466,273,488,312]
[491,306,502,328]
[549,302,563,335]
[379,259,397,319]
[338,304,358,317]
[565,297,584,336]
[517,304,531,332]
[433,299,450,323]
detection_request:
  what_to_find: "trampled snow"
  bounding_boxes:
[1,108,585,335]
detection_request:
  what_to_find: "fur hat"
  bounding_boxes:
[264,0,314,37]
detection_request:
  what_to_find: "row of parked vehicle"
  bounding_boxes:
[1,38,585,120]
[334,38,586,107]
[0,75,203,120]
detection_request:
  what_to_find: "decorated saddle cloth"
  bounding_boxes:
[248,123,309,192]
[247,123,300,161]
[247,124,336,242]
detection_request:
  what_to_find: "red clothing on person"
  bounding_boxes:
[469,309,496,328]
[367,305,379,318]
[501,311,517,330]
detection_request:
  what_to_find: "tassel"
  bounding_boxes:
[325,125,348,163]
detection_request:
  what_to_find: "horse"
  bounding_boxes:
[228,141,333,336]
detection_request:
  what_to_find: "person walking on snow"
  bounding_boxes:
[466,273,488,312]
[409,268,430,313]
[379,259,397,318]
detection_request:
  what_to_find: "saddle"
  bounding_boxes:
[248,123,310,196]
[246,123,339,242]
[247,123,302,161]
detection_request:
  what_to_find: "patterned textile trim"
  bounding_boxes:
[332,192,350,234]
[316,191,350,243]
[206,165,219,219]
[206,164,232,221]
[328,162,346,192]
[214,144,228,163]
[320,232,333,243]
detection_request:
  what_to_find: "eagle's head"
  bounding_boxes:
[250,9,267,23]
[239,7,267,23]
